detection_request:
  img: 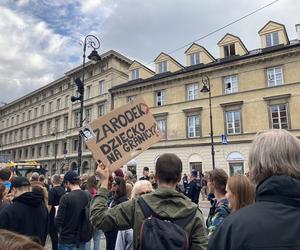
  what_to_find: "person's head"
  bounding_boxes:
[9,176,31,199]
[124,170,133,181]
[39,175,45,183]
[149,173,156,184]
[111,177,127,198]
[0,168,12,182]
[190,170,197,180]
[114,169,124,178]
[143,167,149,177]
[87,175,97,194]
[63,171,80,190]
[207,168,228,196]
[0,183,6,202]
[226,175,255,212]
[0,229,44,250]
[155,153,182,185]
[30,172,39,182]
[131,180,153,199]
[249,129,300,185]
[81,173,89,183]
[51,174,61,186]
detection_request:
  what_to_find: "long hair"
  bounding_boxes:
[249,129,300,184]
[113,177,127,198]
[0,229,44,250]
[227,175,255,211]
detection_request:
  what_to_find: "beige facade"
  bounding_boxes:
[0,50,131,175]
[111,21,300,177]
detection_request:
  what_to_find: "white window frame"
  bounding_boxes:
[156,90,166,106]
[85,107,92,123]
[98,104,105,117]
[226,111,241,135]
[99,80,105,95]
[158,61,167,73]
[65,95,69,108]
[187,115,200,138]
[86,85,92,99]
[186,83,199,100]
[190,52,200,65]
[56,98,61,111]
[224,76,238,94]
[267,66,283,87]
[270,104,289,129]
[48,102,52,113]
[131,69,139,80]
[156,118,167,139]
[266,32,279,47]
[224,44,235,57]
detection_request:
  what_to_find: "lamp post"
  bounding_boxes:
[200,75,215,169]
[71,35,101,176]
[51,128,58,174]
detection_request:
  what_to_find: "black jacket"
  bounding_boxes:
[208,175,300,250]
[186,179,200,204]
[0,191,48,245]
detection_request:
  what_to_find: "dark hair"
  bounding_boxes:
[113,177,127,198]
[0,229,44,249]
[39,175,45,183]
[155,153,182,184]
[87,175,97,193]
[0,168,11,181]
[0,183,5,201]
[68,179,81,186]
[207,168,228,195]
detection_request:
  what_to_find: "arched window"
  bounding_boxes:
[227,152,244,176]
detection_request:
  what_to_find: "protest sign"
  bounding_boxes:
[80,97,163,171]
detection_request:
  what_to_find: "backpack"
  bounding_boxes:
[76,193,94,243]
[138,197,196,250]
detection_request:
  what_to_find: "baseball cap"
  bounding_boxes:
[9,176,30,192]
[63,171,80,183]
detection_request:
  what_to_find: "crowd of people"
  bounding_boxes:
[0,129,300,249]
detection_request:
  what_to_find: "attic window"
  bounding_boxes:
[266,32,279,47]
[190,52,200,65]
[158,61,167,73]
[132,69,139,80]
[224,44,236,57]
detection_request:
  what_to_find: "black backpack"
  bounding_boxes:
[138,197,196,250]
[77,194,94,243]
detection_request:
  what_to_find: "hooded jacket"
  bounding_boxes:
[208,175,300,250]
[0,191,48,245]
[90,187,207,250]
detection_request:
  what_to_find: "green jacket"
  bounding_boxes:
[90,187,208,250]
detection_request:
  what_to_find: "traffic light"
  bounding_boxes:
[74,77,84,95]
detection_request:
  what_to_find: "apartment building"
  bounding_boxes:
[110,21,300,176]
[0,50,132,175]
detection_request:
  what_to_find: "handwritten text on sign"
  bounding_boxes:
[81,97,163,171]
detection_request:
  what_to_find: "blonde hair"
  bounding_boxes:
[0,229,44,249]
[227,175,255,212]
[131,180,153,199]
[249,129,300,184]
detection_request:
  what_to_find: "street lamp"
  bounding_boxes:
[71,35,101,176]
[200,75,215,169]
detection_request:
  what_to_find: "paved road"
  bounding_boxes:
[45,201,210,250]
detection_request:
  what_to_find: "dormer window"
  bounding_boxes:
[224,44,235,57]
[190,53,200,65]
[131,69,139,80]
[266,32,279,47]
[158,61,167,73]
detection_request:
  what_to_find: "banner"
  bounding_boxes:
[80,97,163,171]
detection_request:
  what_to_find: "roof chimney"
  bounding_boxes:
[296,24,300,40]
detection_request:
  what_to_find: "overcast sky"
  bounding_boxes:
[0,0,299,104]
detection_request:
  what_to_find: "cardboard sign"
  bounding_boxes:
[80,97,163,171]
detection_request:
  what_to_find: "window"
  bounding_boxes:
[11,117,14,126]
[131,69,139,80]
[34,108,38,118]
[54,143,58,156]
[156,91,165,106]
[224,76,238,94]
[156,118,167,139]
[20,128,23,140]
[270,104,288,129]
[190,53,200,65]
[74,111,80,127]
[229,163,244,176]
[86,85,92,99]
[22,113,25,122]
[56,98,61,110]
[63,142,67,154]
[16,115,19,124]
[38,146,42,157]
[266,32,279,47]
[226,111,241,134]
[41,105,45,115]
[31,147,35,158]
[47,120,51,134]
[32,125,36,138]
[28,110,31,120]
[224,44,236,57]
[158,61,167,73]
[65,95,69,108]
[99,80,105,95]
[45,145,50,156]
[39,123,43,136]
[186,83,198,100]
[64,116,68,131]
[73,139,78,152]
[55,118,60,131]
[26,127,30,139]
[98,104,105,117]
[267,67,283,86]
[190,162,202,174]
[25,149,28,159]
[48,102,52,113]
[127,95,136,102]
[187,115,200,138]
[85,107,92,123]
